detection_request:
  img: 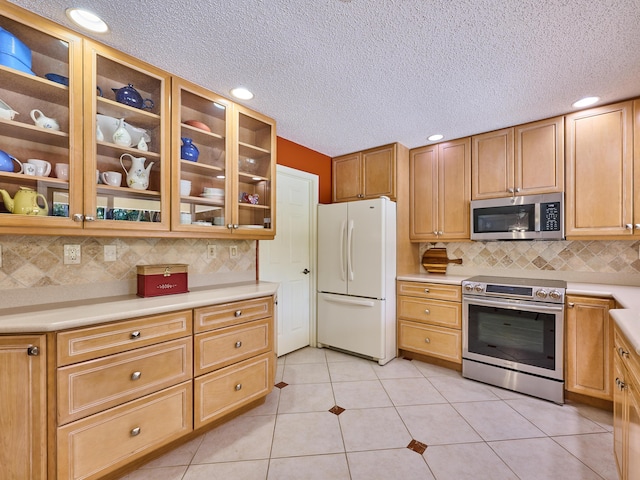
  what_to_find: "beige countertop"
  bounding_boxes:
[0,281,279,333]
[398,272,640,355]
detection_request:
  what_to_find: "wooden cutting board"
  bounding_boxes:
[421,248,463,273]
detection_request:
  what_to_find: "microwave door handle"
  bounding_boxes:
[465,296,564,313]
[339,220,347,281]
[535,203,541,232]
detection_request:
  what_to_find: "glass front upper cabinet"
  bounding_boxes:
[82,40,171,233]
[171,78,231,233]
[0,6,83,232]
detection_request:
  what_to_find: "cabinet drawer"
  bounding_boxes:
[57,382,192,480]
[194,296,273,333]
[397,281,461,301]
[194,352,272,429]
[195,317,272,376]
[57,310,192,366]
[398,320,461,363]
[398,296,461,328]
[57,338,192,425]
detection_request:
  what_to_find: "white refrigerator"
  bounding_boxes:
[317,197,396,365]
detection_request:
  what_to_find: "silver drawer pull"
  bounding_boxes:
[235,383,242,391]
[131,371,142,381]
[424,309,430,315]
[424,288,430,293]
[234,310,242,317]
[618,347,629,358]
[130,427,141,437]
[235,341,242,348]
[425,338,431,344]
[27,346,40,356]
[130,331,141,339]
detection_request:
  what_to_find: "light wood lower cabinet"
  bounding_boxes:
[397,281,462,364]
[47,295,275,479]
[565,295,615,400]
[0,335,47,480]
[613,324,640,480]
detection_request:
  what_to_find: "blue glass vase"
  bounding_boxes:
[180,137,199,162]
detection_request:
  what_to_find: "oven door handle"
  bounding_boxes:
[464,296,564,313]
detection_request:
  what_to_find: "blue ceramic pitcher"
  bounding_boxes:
[0,149,22,173]
[180,138,199,162]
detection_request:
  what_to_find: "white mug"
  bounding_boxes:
[179,179,191,196]
[55,163,69,180]
[180,212,192,224]
[27,159,51,177]
[101,171,122,187]
[23,163,37,176]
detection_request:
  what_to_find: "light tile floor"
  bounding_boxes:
[120,347,618,480]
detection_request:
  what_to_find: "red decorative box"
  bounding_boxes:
[136,264,189,298]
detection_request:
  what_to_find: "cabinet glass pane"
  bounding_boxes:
[89,49,165,225]
[177,89,227,227]
[238,112,272,229]
[0,14,78,223]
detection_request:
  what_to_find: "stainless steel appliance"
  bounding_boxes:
[470,192,564,240]
[462,275,566,403]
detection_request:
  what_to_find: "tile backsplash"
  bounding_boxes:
[0,235,256,307]
[421,239,640,286]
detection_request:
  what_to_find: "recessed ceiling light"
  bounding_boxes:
[572,96,600,108]
[230,87,254,100]
[216,175,225,179]
[428,134,444,142]
[65,8,109,33]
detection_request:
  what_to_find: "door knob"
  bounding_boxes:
[302,268,310,274]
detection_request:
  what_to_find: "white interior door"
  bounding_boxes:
[259,165,318,356]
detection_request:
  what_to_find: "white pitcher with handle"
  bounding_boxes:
[120,153,153,190]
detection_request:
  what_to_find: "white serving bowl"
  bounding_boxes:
[96,114,151,147]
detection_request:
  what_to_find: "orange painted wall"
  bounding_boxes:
[277,137,332,204]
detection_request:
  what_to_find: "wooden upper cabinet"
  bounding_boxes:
[634,99,640,235]
[410,137,470,241]
[472,117,564,200]
[332,143,396,202]
[472,127,513,200]
[515,116,564,195]
[565,101,634,237]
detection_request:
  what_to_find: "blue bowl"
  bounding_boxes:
[0,27,31,68]
[0,52,35,75]
[45,73,69,86]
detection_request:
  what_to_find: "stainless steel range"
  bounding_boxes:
[462,276,567,404]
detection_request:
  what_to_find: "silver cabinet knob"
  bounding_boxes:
[424,309,430,315]
[567,302,575,308]
[233,224,239,229]
[514,187,521,193]
[72,213,84,222]
[130,331,141,339]
[130,427,141,437]
[27,346,40,356]
[424,338,431,344]
[635,224,640,230]
[424,288,430,293]
[84,215,96,222]
[625,224,633,230]
[131,371,142,381]
[235,341,242,348]
[508,188,514,193]
[234,310,242,317]
[227,224,233,229]
[235,383,242,391]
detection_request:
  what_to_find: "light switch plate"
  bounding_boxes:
[64,245,81,265]
[104,245,117,262]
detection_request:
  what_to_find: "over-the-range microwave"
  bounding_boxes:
[470,192,564,240]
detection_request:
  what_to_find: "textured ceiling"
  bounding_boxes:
[8,0,640,157]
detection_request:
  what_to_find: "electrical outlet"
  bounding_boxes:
[104,245,117,262]
[207,244,217,259]
[229,245,238,258]
[63,244,81,265]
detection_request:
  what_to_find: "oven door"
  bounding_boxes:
[463,296,564,380]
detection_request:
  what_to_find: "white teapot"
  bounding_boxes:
[120,153,154,190]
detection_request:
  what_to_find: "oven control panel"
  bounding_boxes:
[462,276,566,304]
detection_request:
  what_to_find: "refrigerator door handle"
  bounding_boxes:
[339,220,347,281]
[347,219,355,281]
[322,296,375,307]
